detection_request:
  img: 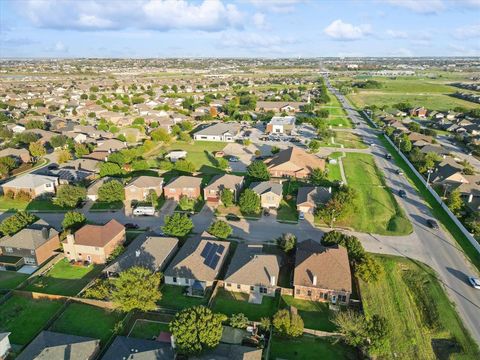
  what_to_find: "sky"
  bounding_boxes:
[1,0,479,58]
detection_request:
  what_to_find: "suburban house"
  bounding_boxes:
[0,333,11,360]
[294,240,352,305]
[163,176,202,201]
[265,147,326,179]
[193,122,240,142]
[125,176,164,203]
[191,344,262,360]
[1,174,58,198]
[296,186,333,215]
[430,158,468,186]
[249,181,283,209]
[60,158,101,173]
[0,148,31,164]
[63,220,126,264]
[104,233,178,277]
[94,139,127,153]
[256,101,306,113]
[86,177,114,201]
[455,176,480,212]
[164,232,230,294]
[203,174,244,206]
[0,220,60,269]
[102,336,173,360]
[410,106,427,118]
[224,244,280,297]
[16,331,100,360]
[266,116,296,135]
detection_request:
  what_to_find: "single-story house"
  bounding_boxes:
[203,174,244,206]
[102,336,173,360]
[86,177,113,201]
[249,181,283,209]
[163,176,202,201]
[266,116,296,135]
[1,174,58,198]
[191,344,262,360]
[0,148,31,164]
[265,147,326,179]
[193,122,240,142]
[224,244,280,297]
[125,176,164,203]
[296,186,332,215]
[63,220,126,264]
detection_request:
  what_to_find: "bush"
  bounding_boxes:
[54,185,86,208]
[272,309,304,337]
[239,189,261,215]
[15,190,32,202]
[162,213,193,237]
[0,211,36,236]
[230,313,249,329]
[178,195,195,211]
[62,211,86,231]
[220,189,234,207]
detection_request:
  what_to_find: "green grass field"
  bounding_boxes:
[0,197,73,211]
[157,285,209,310]
[319,131,368,149]
[360,255,479,359]
[0,271,29,290]
[211,288,279,321]
[129,319,170,340]
[0,295,63,345]
[276,199,298,222]
[51,302,123,344]
[24,259,102,296]
[270,335,357,360]
[280,295,337,332]
[326,153,343,182]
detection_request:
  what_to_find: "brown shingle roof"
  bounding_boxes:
[266,147,325,172]
[164,175,202,189]
[73,219,124,247]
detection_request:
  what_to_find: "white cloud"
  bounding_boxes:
[454,24,480,39]
[45,41,69,53]
[386,29,408,39]
[389,47,413,57]
[253,13,266,29]
[247,0,304,13]
[448,43,480,56]
[22,0,244,32]
[384,0,445,14]
[324,20,371,41]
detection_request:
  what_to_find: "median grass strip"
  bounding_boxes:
[360,255,479,360]
[379,135,480,270]
[0,295,63,346]
[0,270,29,290]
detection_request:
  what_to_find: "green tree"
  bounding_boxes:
[272,309,304,337]
[0,211,36,236]
[174,159,196,173]
[169,306,227,354]
[50,134,67,148]
[208,220,232,239]
[0,156,17,177]
[309,168,327,185]
[98,180,125,202]
[277,233,297,254]
[247,160,270,181]
[56,149,72,164]
[308,139,321,153]
[53,185,86,208]
[111,267,162,312]
[356,254,383,283]
[178,195,195,211]
[216,157,229,170]
[28,141,46,158]
[99,162,124,177]
[230,313,249,329]
[108,152,126,166]
[150,128,171,142]
[446,189,463,215]
[220,189,234,207]
[74,143,90,158]
[239,189,261,215]
[62,211,86,231]
[162,213,193,237]
[25,120,45,130]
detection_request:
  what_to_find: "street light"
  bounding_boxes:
[426,168,434,187]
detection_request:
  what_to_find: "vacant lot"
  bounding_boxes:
[211,288,278,321]
[280,295,336,332]
[129,319,170,340]
[360,255,480,359]
[0,295,63,346]
[158,284,209,310]
[318,152,412,235]
[270,335,357,360]
[51,302,123,344]
[24,259,102,296]
[0,270,29,290]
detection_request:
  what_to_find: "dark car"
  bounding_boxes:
[398,190,407,198]
[48,164,59,170]
[226,214,241,222]
[426,219,439,229]
[385,154,392,160]
[125,223,139,229]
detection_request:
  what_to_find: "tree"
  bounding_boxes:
[169,306,227,354]
[108,152,126,166]
[316,187,355,228]
[147,189,158,208]
[446,189,463,215]
[308,139,320,153]
[28,141,46,158]
[162,213,193,237]
[174,159,196,173]
[62,211,86,231]
[0,211,36,236]
[272,309,304,337]
[56,149,72,164]
[220,189,234,207]
[247,160,270,181]
[150,128,171,142]
[178,195,195,211]
[239,189,261,215]
[111,267,162,312]
[216,157,229,170]
[309,168,327,185]
[259,317,271,330]
[356,254,383,283]
[25,120,45,130]
[0,156,17,177]
[50,134,67,148]
[208,220,232,239]
[53,185,86,208]
[98,180,125,202]
[74,143,90,158]
[99,162,124,177]
[277,233,297,254]
[230,313,249,329]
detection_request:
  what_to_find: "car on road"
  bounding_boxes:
[385,153,392,159]
[125,223,139,229]
[468,277,480,290]
[226,214,241,222]
[426,219,439,229]
[398,189,407,198]
[396,169,404,175]
[299,212,305,220]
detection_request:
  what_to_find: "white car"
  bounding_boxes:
[468,277,480,289]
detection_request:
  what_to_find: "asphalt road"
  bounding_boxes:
[326,79,480,344]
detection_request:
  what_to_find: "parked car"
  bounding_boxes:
[426,219,439,229]
[125,223,139,229]
[385,153,392,160]
[398,189,407,198]
[396,169,404,175]
[299,212,305,220]
[468,277,480,290]
[226,214,241,222]
[133,206,156,216]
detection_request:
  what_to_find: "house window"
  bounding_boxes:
[323,293,328,300]
[45,183,53,188]
[307,290,312,297]
[95,247,99,251]
[237,284,241,289]
[172,277,177,283]
[66,251,70,255]
[5,247,13,253]
[296,289,300,295]
[24,257,36,265]
[226,283,231,287]
[340,295,347,303]
[260,287,267,294]
[250,286,254,291]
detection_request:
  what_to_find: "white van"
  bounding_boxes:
[133,206,156,216]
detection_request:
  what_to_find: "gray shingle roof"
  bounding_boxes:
[194,122,240,136]
[0,220,58,250]
[249,181,283,197]
[2,174,57,189]
[102,336,173,360]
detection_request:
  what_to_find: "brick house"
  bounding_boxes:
[163,176,202,202]
[63,220,125,264]
[293,240,352,305]
[1,174,58,198]
[203,174,244,206]
[265,147,325,179]
[125,176,164,203]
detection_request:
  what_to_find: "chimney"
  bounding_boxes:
[270,275,276,286]
[66,234,75,245]
[313,274,317,286]
[41,227,49,240]
[135,250,141,258]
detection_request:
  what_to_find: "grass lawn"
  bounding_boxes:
[175,198,205,213]
[326,156,342,182]
[327,116,352,128]
[158,284,209,310]
[360,255,480,360]
[0,197,73,212]
[211,288,278,321]
[276,199,298,222]
[0,270,29,290]
[270,335,357,360]
[129,319,170,340]
[318,152,412,235]
[90,201,124,211]
[332,131,368,149]
[216,204,261,219]
[280,295,337,332]
[0,295,63,346]
[51,302,123,344]
[23,258,102,296]
[379,135,480,271]
[161,140,227,173]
